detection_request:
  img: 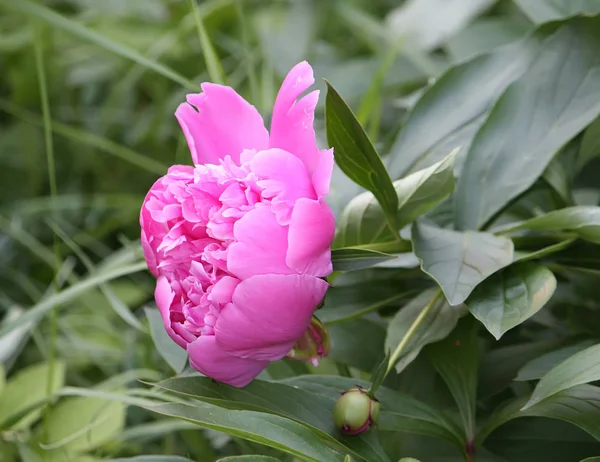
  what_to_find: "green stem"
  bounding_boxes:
[385,290,442,376]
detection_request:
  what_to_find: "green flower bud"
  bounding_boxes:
[287,315,330,366]
[333,387,380,435]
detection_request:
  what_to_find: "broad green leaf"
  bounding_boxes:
[480,385,600,443]
[455,16,600,230]
[331,248,397,272]
[145,307,187,373]
[0,262,147,337]
[336,149,456,247]
[282,375,464,445]
[578,116,600,171]
[385,289,465,374]
[524,343,600,409]
[427,317,479,441]
[513,0,600,23]
[498,206,600,244]
[217,457,281,462]
[516,342,596,381]
[325,81,398,232]
[386,26,544,178]
[328,319,387,372]
[2,0,195,90]
[153,376,389,462]
[0,361,65,429]
[411,222,514,305]
[467,263,557,340]
[43,396,125,454]
[146,401,344,462]
[108,457,195,462]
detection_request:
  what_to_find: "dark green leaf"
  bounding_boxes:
[411,222,514,305]
[146,401,344,462]
[467,263,557,340]
[331,248,397,272]
[385,289,465,373]
[578,116,600,171]
[327,319,386,372]
[497,206,600,244]
[325,80,398,231]
[145,307,187,373]
[153,376,389,462]
[524,343,600,409]
[455,16,600,230]
[336,149,456,247]
[368,351,391,395]
[282,375,464,445]
[513,0,600,23]
[427,317,479,441]
[516,342,596,382]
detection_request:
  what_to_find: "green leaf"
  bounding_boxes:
[513,238,576,262]
[331,248,397,272]
[43,396,125,454]
[524,343,600,409]
[217,457,281,462]
[480,385,600,443]
[385,289,465,374]
[386,26,543,179]
[513,0,600,23]
[325,80,398,232]
[581,458,600,462]
[146,401,344,462]
[578,116,600,171]
[282,375,464,446]
[497,206,600,244]
[426,317,479,441]
[455,16,600,230]
[2,0,195,90]
[108,457,195,462]
[0,361,65,429]
[411,222,514,305]
[153,376,389,462]
[145,307,187,373]
[328,319,387,373]
[467,263,557,340]
[336,149,457,247]
[516,342,596,382]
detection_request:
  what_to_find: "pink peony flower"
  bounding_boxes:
[140,61,335,387]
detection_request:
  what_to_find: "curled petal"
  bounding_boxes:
[215,274,329,360]
[175,83,269,165]
[312,148,334,199]
[155,276,188,349]
[286,198,335,277]
[187,335,269,387]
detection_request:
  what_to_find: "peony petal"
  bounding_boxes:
[155,276,188,349]
[286,198,335,277]
[226,206,293,279]
[269,62,321,175]
[187,335,269,387]
[215,274,329,360]
[175,83,268,166]
[209,276,240,305]
[312,148,334,198]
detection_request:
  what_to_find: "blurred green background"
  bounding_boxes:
[0,0,574,460]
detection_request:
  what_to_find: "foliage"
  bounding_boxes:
[2,0,600,461]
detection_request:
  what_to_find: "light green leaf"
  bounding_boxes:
[0,361,65,429]
[2,0,195,90]
[513,0,600,23]
[455,16,600,230]
[411,221,514,305]
[154,376,389,462]
[146,401,344,462]
[337,149,457,247]
[331,248,397,272]
[325,80,398,233]
[282,375,463,446]
[516,342,596,382]
[467,263,557,340]
[426,317,479,441]
[498,206,600,244]
[524,343,600,409]
[108,457,195,462]
[385,289,465,374]
[217,457,281,462]
[43,396,125,454]
[0,306,32,366]
[581,458,600,462]
[145,307,187,373]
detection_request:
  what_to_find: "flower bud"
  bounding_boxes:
[333,387,380,435]
[286,315,330,366]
